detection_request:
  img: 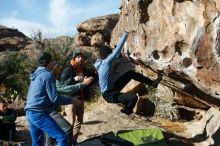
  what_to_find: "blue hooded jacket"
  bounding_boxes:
[25,67,72,112]
[94,32,128,93]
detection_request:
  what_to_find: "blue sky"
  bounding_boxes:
[0,0,120,37]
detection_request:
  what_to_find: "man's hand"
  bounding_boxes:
[0,116,3,123]
[83,76,94,85]
[74,75,84,82]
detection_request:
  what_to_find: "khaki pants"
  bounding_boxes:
[65,101,84,141]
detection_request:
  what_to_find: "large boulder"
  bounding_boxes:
[111,0,220,106]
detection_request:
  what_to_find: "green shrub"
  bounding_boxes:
[0,52,35,101]
[145,85,179,121]
[31,29,73,65]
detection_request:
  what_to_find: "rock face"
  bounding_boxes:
[111,0,220,106]
[74,33,91,46]
[0,25,30,51]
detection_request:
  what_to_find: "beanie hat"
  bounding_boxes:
[72,49,83,59]
[38,52,52,67]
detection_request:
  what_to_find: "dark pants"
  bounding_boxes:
[102,70,153,112]
[45,111,72,146]
[0,122,16,141]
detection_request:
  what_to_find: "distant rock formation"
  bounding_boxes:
[0,25,31,51]
[75,14,119,47]
[111,0,220,106]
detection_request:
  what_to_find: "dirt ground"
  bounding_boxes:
[15,100,192,145]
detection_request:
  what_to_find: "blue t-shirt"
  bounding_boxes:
[94,32,128,93]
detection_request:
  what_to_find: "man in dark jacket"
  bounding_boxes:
[60,49,98,143]
[45,64,93,146]
[0,99,17,141]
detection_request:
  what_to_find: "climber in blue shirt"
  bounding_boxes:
[94,31,162,115]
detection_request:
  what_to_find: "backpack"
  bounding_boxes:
[116,127,168,146]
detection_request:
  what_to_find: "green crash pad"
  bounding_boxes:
[117,127,168,146]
